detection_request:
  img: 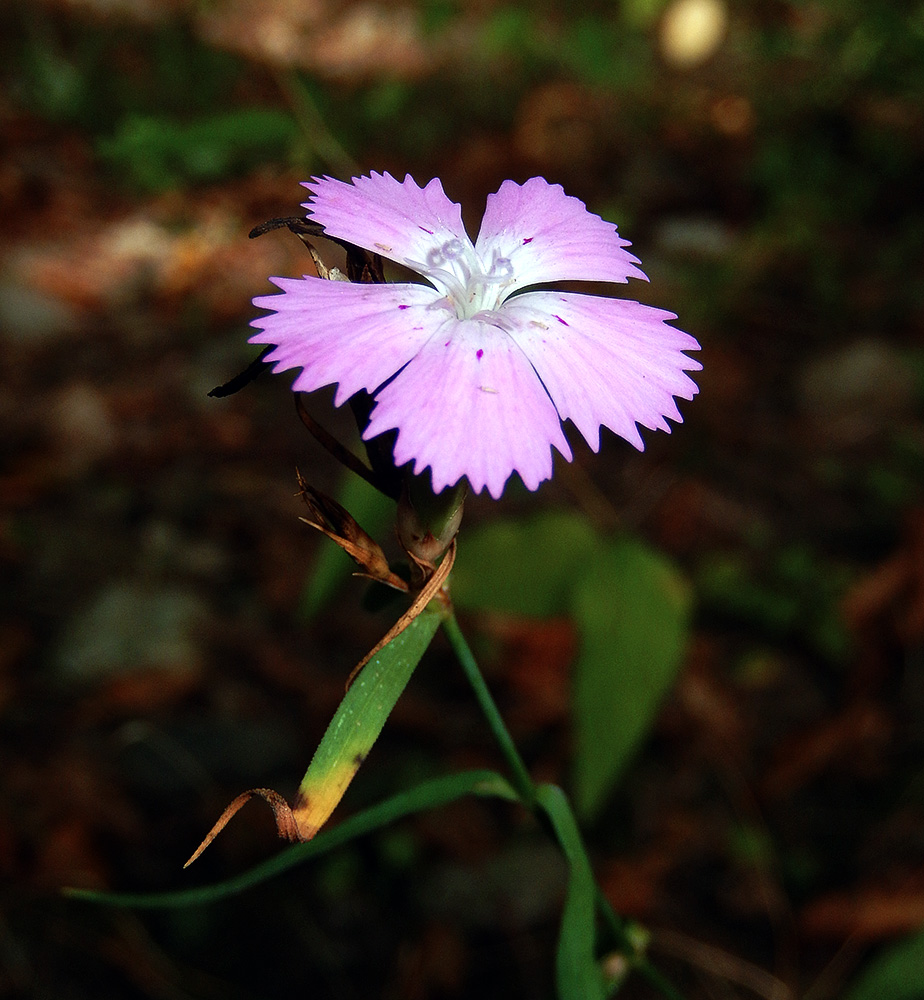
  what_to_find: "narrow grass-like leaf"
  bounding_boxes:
[65,769,516,908]
[572,539,692,820]
[292,606,443,838]
[537,783,606,1000]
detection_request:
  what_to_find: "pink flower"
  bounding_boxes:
[250,173,701,499]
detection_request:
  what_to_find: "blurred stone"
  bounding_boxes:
[10,205,259,321]
[197,0,431,79]
[420,839,567,928]
[139,519,231,580]
[311,3,427,78]
[0,278,81,344]
[797,339,917,444]
[652,215,734,260]
[48,382,118,473]
[55,580,208,683]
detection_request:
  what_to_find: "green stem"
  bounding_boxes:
[593,890,686,1000]
[595,885,634,954]
[443,611,685,1000]
[442,612,536,807]
[443,611,609,912]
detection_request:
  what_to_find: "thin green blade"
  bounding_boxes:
[537,783,606,1000]
[292,606,443,838]
[66,769,516,908]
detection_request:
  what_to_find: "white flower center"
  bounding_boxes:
[408,238,514,320]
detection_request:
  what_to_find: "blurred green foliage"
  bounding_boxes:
[14,17,242,127]
[8,14,297,190]
[844,927,924,1000]
[696,542,852,665]
[453,512,692,820]
[451,510,598,618]
[98,109,298,190]
[572,538,692,818]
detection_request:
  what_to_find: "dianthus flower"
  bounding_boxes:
[251,173,701,498]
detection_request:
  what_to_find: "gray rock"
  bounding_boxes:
[0,278,82,344]
[55,580,208,683]
[420,838,567,928]
[797,338,917,443]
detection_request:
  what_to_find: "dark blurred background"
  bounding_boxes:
[2,0,924,997]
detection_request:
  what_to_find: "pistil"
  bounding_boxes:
[408,238,515,320]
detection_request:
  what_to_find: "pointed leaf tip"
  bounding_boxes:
[184,788,302,869]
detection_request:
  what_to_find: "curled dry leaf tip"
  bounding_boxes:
[184,788,304,868]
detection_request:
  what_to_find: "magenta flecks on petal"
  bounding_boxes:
[474,177,648,295]
[363,317,572,499]
[502,290,701,452]
[302,172,470,271]
[250,276,446,405]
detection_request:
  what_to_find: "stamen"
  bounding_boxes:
[406,258,469,304]
[428,267,470,304]
[410,239,516,319]
[439,239,467,261]
[479,255,513,285]
[471,309,514,333]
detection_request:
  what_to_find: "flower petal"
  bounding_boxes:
[250,277,446,405]
[363,318,572,499]
[475,177,648,293]
[501,291,701,451]
[302,173,471,272]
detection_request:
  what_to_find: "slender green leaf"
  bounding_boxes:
[292,607,443,838]
[451,511,597,617]
[65,770,517,909]
[844,928,924,1000]
[572,539,692,820]
[537,784,606,1000]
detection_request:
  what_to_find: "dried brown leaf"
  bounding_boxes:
[184,788,302,868]
[296,473,407,592]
